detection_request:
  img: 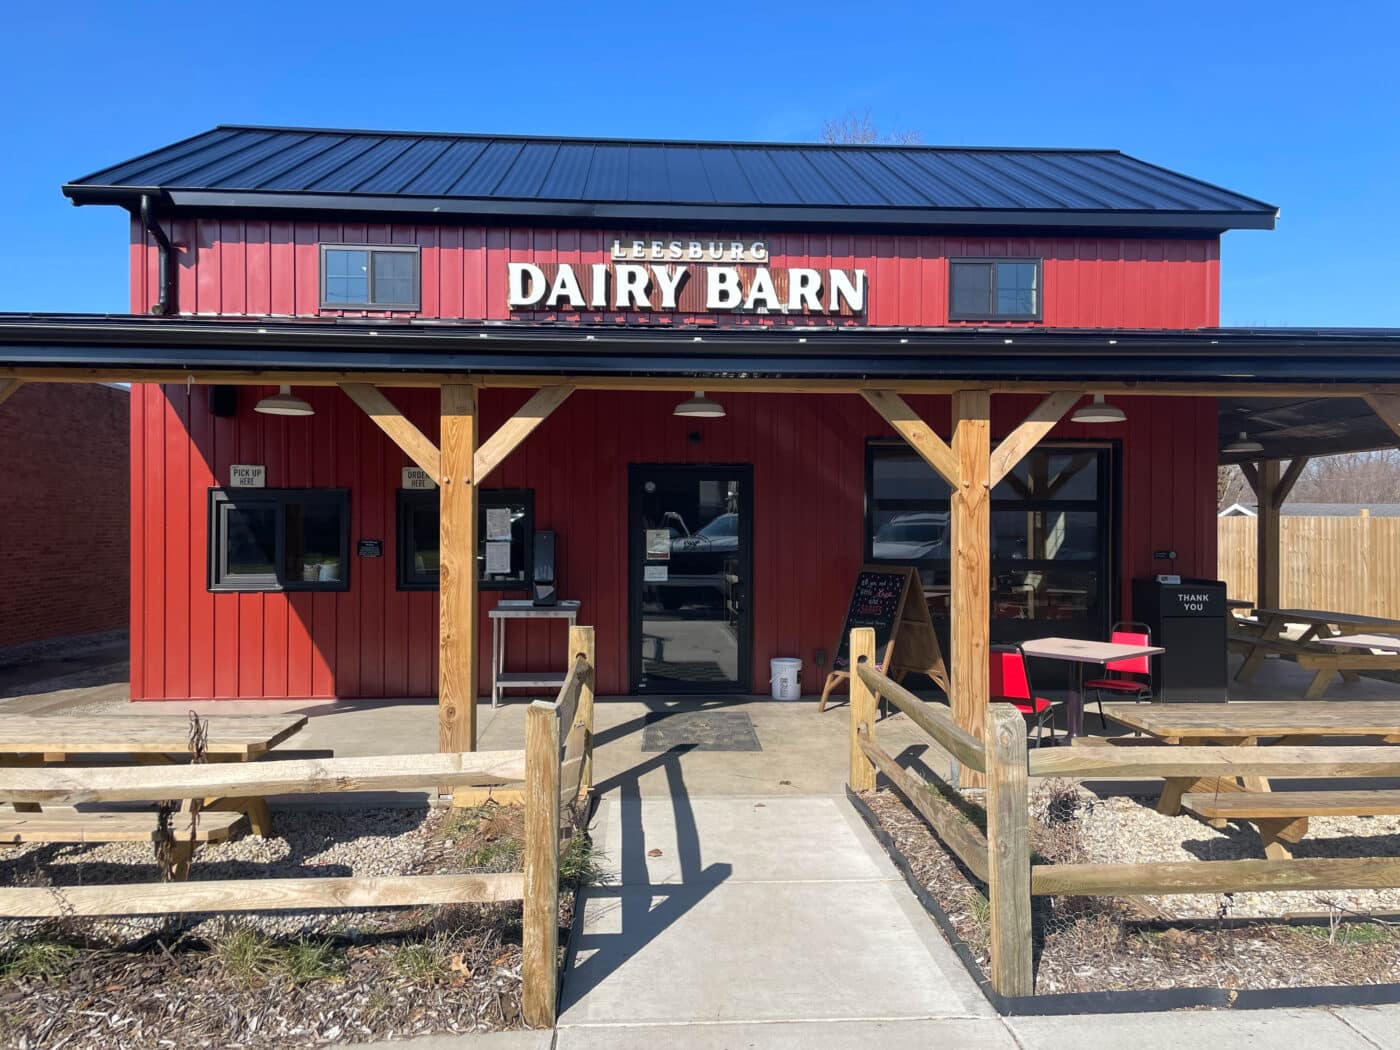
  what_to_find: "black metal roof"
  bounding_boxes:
[63,125,1277,232]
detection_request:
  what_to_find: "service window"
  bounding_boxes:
[320,244,421,310]
[397,488,535,591]
[209,489,350,591]
[948,259,1041,321]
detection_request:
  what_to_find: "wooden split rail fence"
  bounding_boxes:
[846,626,1400,999]
[0,624,597,1030]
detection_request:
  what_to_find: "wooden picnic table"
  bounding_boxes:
[1232,608,1400,695]
[1099,700,1400,815]
[0,713,309,838]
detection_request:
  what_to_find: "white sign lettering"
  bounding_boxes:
[230,464,266,488]
[506,236,865,315]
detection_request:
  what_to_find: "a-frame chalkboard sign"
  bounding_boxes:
[818,565,949,711]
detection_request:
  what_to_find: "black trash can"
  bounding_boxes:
[1131,576,1229,702]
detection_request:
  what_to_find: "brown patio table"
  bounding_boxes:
[1099,700,1400,814]
[1234,608,1400,687]
[1020,637,1163,742]
[0,713,308,836]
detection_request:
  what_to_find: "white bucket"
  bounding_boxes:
[770,657,802,700]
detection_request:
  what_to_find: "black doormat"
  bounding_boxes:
[640,710,761,752]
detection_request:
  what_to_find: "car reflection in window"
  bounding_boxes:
[872,512,949,561]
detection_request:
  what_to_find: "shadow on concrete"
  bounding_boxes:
[557,742,732,1014]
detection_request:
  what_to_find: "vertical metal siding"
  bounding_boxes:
[133,218,1221,327]
[130,381,1216,700]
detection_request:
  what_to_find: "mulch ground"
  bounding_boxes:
[0,803,594,1049]
[860,784,1400,996]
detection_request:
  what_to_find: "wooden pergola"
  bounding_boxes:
[6,324,1400,788]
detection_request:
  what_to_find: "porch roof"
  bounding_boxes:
[2,313,1398,462]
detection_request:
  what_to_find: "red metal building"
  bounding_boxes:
[25,127,1301,701]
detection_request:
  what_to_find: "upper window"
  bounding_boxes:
[320,245,420,310]
[209,489,350,592]
[948,259,1041,321]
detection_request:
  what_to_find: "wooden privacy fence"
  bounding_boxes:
[1219,514,1400,616]
[847,626,1400,999]
[0,624,596,1030]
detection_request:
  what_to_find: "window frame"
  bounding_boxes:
[207,488,351,593]
[319,243,422,311]
[863,439,1117,632]
[396,487,536,592]
[947,257,1043,322]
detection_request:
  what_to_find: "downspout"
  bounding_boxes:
[139,194,177,316]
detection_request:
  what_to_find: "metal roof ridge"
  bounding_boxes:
[208,123,1129,155]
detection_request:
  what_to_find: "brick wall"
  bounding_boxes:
[0,383,129,647]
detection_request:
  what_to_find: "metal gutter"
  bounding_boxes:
[2,316,1400,382]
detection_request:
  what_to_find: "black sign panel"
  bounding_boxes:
[833,569,910,671]
[357,539,383,558]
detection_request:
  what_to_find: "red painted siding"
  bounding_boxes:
[131,219,1221,329]
[0,384,129,649]
[129,383,1215,700]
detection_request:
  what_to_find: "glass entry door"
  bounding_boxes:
[629,465,752,693]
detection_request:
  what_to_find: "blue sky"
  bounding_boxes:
[2,1,1397,326]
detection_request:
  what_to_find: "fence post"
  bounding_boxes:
[522,701,560,1028]
[571,625,596,801]
[849,628,877,792]
[985,703,1032,998]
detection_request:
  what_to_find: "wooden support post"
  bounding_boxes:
[989,390,1079,487]
[860,389,960,485]
[475,385,574,484]
[0,379,22,408]
[848,628,877,792]
[951,390,992,785]
[571,624,596,800]
[440,385,479,757]
[340,383,442,480]
[986,702,1032,998]
[1364,393,1400,444]
[522,701,561,1029]
[1256,459,1281,611]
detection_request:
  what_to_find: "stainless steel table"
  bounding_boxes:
[488,600,581,707]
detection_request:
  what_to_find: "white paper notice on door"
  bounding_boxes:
[644,564,668,582]
[485,541,512,575]
[646,529,671,559]
[486,507,512,541]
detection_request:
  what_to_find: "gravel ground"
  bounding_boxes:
[0,803,595,1048]
[1066,791,1400,918]
[0,807,440,944]
[861,784,1400,996]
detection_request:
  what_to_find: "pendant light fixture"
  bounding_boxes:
[1070,394,1126,424]
[1224,431,1264,454]
[254,384,314,416]
[673,391,725,419]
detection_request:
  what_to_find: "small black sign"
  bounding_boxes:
[1153,549,1178,560]
[357,539,383,558]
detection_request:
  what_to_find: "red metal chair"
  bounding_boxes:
[1084,621,1154,729]
[989,644,1058,748]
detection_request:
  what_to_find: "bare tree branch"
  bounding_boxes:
[821,110,924,145]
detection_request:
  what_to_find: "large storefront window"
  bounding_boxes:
[865,442,1114,642]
